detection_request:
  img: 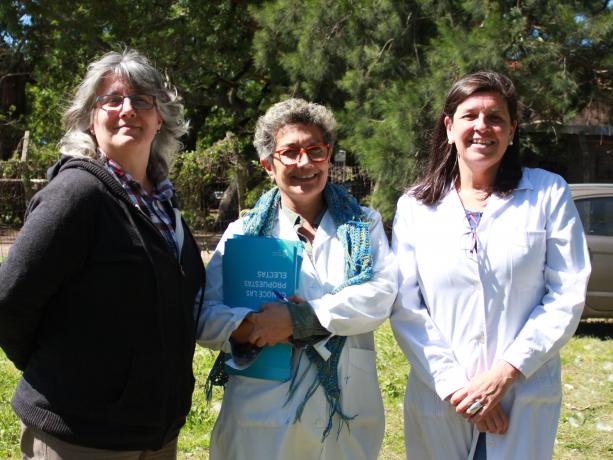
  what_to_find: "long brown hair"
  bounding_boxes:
[412,70,522,205]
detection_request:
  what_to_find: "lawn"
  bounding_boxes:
[1,321,611,459]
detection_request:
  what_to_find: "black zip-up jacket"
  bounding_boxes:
[0,157,205,450]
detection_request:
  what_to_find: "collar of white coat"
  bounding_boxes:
[516,167,534,191]
[277,207,331,292]
[441,167,534,215]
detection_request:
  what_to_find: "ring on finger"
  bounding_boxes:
[466,400,483,415]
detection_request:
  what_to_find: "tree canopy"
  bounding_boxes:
[1,0,611,221]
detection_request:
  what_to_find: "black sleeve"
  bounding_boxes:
[286,301,330,348]
[0,169,97,369]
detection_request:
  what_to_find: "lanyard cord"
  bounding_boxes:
[465,210,482,253]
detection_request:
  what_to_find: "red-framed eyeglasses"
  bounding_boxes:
[273,143,331,166]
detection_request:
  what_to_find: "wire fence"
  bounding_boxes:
[0,224,18,262]
[0,159,50,228]
[0,163,373,258]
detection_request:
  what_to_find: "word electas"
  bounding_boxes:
[256,271,288,279]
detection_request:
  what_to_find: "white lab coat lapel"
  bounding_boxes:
[440,187,469,226]
[276,207,353,296]
[275,207,331,292]
[476,193,513,257]
[276,207,301,244]
[312,210,335,270]
[485,172,534,222]
[477,174,534,255]
[437,188,472,252]
[312,210,335,250]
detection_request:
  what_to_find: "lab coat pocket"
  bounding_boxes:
[511,229,545,252]
[509,230,546,286]
[221,376,294,428]
[342,347,384,424]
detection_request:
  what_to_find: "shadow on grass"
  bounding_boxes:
[575,319,613,340]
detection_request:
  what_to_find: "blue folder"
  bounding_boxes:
[223,236,303,381]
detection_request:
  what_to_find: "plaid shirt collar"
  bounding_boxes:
[102,154,179,257]
[104,157,175,202]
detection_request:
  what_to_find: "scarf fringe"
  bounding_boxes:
[205,352,228,403]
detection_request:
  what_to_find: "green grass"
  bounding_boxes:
[1,322,611,459]
[0,348,20,459]
[554,322,613,459]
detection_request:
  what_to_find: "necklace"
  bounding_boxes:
[456,185,485,258]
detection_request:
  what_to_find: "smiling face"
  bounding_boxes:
[445,91,517,180]
[261,123,329,213]
[91,75,162,167]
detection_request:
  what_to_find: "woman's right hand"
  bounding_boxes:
[248,302,293,347]
[474,403,509,434]
[450,360,519,419]
[230,313,256,343]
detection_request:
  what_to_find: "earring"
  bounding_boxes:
[509,140,514,145]
[448,138,453,144]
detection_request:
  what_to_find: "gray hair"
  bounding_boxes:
[59,48,189,184]
[253,98,336,160]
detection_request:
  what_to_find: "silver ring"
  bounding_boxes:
[466,401,483,415]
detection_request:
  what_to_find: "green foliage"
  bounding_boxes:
[0,155,55,226]
[251,0,428,219]
[2,0,266,155]
[250,0,613,220]
[25,144,60,172]
[25,86,68,146]
[1,0,612,224]
[170,132,267,229]
[244,177,274,209]
[170,149,222,229]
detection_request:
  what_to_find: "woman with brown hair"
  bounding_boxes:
[391,71,590,459]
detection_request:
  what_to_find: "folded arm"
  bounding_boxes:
[308,209,398,336]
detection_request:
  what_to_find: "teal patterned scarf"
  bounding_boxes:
[207,182,373,440]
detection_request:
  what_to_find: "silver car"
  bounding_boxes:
[570,183,613,319]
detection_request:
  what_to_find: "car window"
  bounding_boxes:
[575,196,613,237]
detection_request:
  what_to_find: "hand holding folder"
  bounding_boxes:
[248,301,293,347]
[222,236,303,381]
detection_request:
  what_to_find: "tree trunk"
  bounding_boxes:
[215,180,238,231]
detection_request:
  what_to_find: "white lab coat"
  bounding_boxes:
[198,205,397,460]
[391,168,591,460]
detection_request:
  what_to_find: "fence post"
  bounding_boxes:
[20,130,33,206]
[21,130,30,162]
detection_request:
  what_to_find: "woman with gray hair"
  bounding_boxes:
[197,98,397,459]
[0,49,205,459]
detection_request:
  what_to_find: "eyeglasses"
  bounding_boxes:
[273,144,331,166]
[95,94,156,111]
